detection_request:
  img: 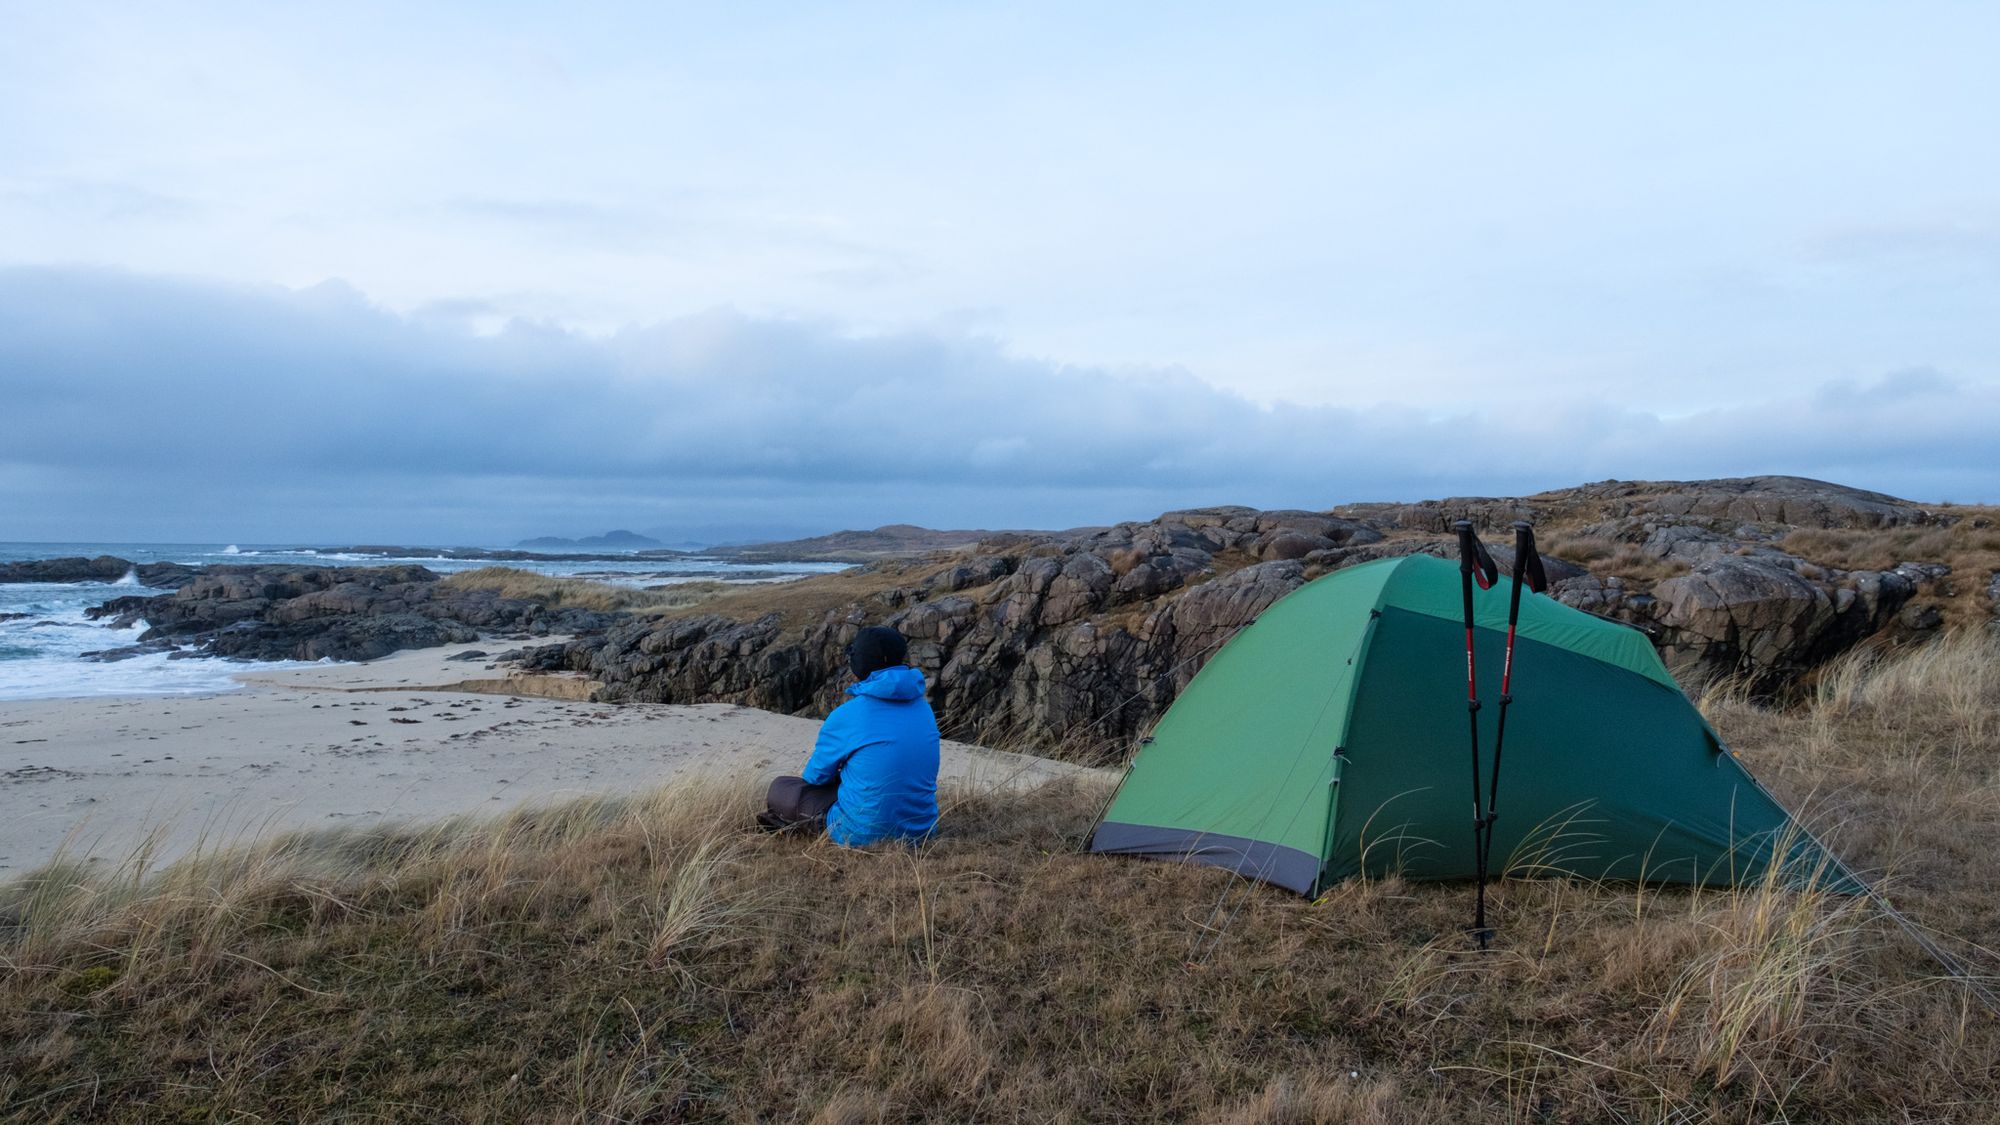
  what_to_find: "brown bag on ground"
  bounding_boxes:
[759,774,838,832]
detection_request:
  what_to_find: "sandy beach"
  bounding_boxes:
[0,641,1095,874]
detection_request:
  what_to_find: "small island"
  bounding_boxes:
[514,529,664,549]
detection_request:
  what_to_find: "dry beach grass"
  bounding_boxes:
[1535,532,1693,585]
[4,635,2000,1122]
[1779,511,2000,631]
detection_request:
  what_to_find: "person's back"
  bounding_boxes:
[802,662,940,845]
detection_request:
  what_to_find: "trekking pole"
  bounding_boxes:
[1481,521,1549,895]
[1453,520,1498,948]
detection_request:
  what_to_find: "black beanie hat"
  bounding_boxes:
[847,625,908,680]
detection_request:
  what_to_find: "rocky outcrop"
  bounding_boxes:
[518,477,1972,755]
[0,556,138,584]
[1501,482,1947,681]
[521,544,1315,758]
[519,513,1369,740]
[81,566,623,662]
[1338,475,1932,536]
[1646,559,1923,673]
[0,556,209,588]
[25,476,1975,758]
[1553,476,1929,529]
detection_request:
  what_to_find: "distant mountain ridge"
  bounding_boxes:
[515,530,663,549]
[712,523,1101,562]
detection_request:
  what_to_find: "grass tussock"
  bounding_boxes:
[440,567,733,615]
[1537,533,1693,584]
[8,637,2000,1121]
[652,560,943,633]
[1780,511,2000,629]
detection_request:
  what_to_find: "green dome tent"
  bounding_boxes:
[1089,554,1849,897]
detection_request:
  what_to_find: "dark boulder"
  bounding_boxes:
[203,614,480,662]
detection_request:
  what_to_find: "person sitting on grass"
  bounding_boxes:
[759,625,940,845]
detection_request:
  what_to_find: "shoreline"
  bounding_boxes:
[0,641,1094,875]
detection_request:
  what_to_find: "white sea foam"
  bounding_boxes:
[0,582,314,701]
[0,646,294,701]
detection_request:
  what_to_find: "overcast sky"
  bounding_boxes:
[2,3,1995,543]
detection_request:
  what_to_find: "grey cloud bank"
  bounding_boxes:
[6,5,1998,416]
[0,267,1993,544]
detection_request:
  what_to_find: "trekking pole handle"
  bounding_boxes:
[1510,521,1549,593]
[1454,520,1498,589]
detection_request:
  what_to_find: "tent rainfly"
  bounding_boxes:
[1089,553,1850,896]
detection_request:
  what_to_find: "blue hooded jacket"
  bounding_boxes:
[802,665,940,846]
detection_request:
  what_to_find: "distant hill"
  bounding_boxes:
[708,523,1090,563]
[515,530,663,549]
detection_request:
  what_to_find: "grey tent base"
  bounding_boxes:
[1090,822,1321,894]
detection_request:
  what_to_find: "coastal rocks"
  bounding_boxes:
[0,556,212,589]
[26,476,1979,758]
[1490,545,1587,584]
[1557,550,1927,683]
[0,556,137,584]
[1164,561,1306,666]
[541,612,813,713]
[79,639,180,662]
[918,555,1015,597]
[1333,497,1541,535]
[78,565,622,663]
[519,551,1314,754]
[1144,507,1382,558]
[1340,476,1930,541]
[1652,560,1841,672]
[514,478,1976,755]
[1558,475,1926,529]
[1040,554,1115,627]
[1552,574,1638,619]
[208,613,482,662]
[1641,525,1756,563]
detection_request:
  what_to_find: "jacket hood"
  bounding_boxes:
[849,665,927,702]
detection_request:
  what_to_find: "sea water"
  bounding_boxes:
[0,542,849,702]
